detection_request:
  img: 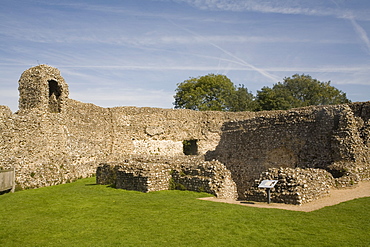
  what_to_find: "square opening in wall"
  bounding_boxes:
[183,140,198,155]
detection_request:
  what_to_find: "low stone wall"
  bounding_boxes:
[96,156,238,199]
[170,160,237,199]
[96,164,116,186]
[246,167,335,205]
[117,163,171,193]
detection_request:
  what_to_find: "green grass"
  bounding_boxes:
[0,177,369,247]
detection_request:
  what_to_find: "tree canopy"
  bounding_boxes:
[174,73,350,112]
[173,74,255,111]
[226,84,258,112]
[255,74,350,111]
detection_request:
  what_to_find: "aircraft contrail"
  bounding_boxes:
[167,18,280,82]
[348,17,370,55]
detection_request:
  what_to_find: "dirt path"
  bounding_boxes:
[199,180,370,212]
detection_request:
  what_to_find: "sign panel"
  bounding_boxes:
[0,168,15,192]
[258,180,278,189]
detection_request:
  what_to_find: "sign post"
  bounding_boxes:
[258,180,278,204]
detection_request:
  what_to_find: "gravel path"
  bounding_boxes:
[199,180,370,212]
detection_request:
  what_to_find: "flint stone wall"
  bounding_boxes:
[206,102,370,199]
[1,101,252,190]
[0,65,253,190]
[18,65,69,113]
[97,161,171,193]
[96,156,238,199]
[246,168,335,205]
[0,65,369,204]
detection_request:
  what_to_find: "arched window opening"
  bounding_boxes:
[49,80,61,98]
[183,140,198,155]
[48,80,62,113]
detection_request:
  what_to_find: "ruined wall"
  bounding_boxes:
[107,106,254,156]
[246,167,335,205]
[0,108,97,188]
[206,103,370,199]
[0,65,254,190]
[1,64,369,202]
[96,156,238,199]
[18,65,69,113]
[2,100,254,190]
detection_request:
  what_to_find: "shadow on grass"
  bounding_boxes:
[85,183,98,186]
[0,189,12,195]
[240,201,256,205]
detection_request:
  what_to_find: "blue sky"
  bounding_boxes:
[1,0,369,112]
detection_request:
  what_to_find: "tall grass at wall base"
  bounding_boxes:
[0,177,369,247]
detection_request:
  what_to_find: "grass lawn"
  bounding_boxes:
[0,177,369,247]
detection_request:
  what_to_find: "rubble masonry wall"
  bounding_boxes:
[206,102,370,199]
[0,65,369,203]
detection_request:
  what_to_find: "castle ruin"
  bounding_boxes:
[0,65,369,204]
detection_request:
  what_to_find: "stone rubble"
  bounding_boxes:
[246,167,335,205]
[96,156,238,200]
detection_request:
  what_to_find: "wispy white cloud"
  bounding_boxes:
[348,17,370,55]
[1,0,369,110]
[40,0,370,24]
[59,64,370,76]
[167,18,280,82]
[265,65,370,73]
[0,24,330,46]
[175,0,370,20]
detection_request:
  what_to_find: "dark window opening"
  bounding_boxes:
[49,80,61,98]
[183,140,198,155]
[48,80,62,113]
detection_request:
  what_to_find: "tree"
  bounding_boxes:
[173,74,256,111]
[226,84,258,112]
[256,74,350,111]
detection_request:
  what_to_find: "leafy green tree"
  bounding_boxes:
[226,85,258,112]
[256,74,350,111]
[173,74,255,111]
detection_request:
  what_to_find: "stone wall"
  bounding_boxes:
[96,156,238,199]
[106,105,254,156]
[246,167,335,205]
[0,104,108,189]
[206,103,370,199]
[0,65,369,204]
[18,65,69,113]
[0,65,255,190]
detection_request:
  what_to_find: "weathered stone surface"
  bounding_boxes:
[96,156,238,199]
[206,104,370,199]
[246,167,335,205]
[18,65,69,113]
[0,65,369,205]
[0,65,253,190]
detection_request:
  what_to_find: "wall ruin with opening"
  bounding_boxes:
[0,65,369,204]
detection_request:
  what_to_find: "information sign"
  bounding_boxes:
[258,180,278,204]
[258,180,278,189]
